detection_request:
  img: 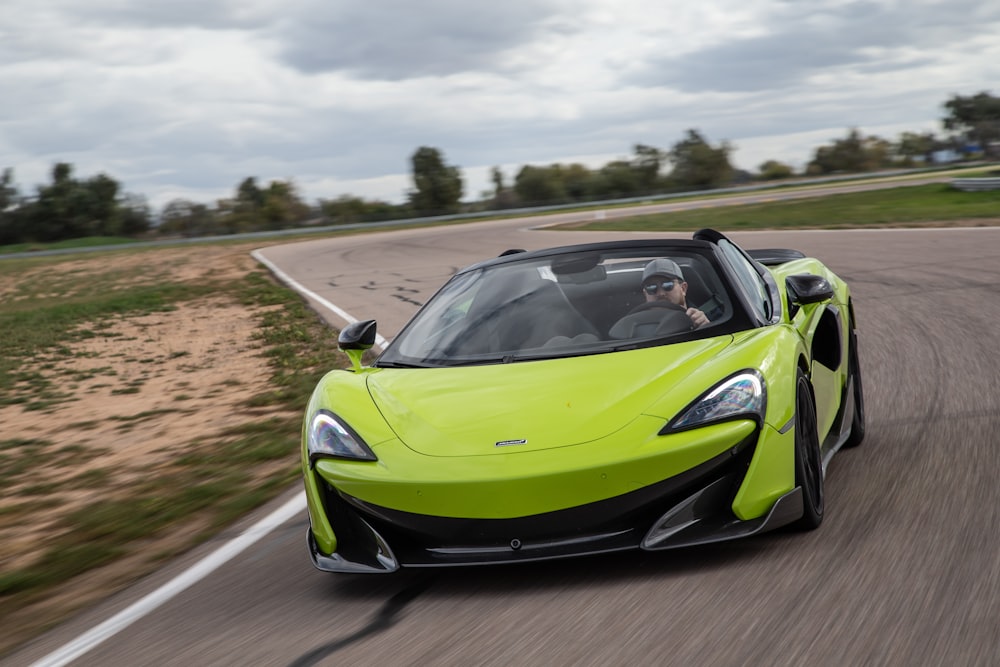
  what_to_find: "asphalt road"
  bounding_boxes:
[8,220,1000,666]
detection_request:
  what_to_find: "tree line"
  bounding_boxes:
[1,91,997,246]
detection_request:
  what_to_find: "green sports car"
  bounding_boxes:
[302,228,864,573]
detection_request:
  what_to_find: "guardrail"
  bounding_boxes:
[951,177,1000,192]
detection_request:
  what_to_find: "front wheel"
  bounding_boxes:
[793,368,824,530]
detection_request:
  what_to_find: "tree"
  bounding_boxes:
[943,91,1000,157]
[895,131,939,165]
[807,128,866,174]
[409,147,463,215]
[668,129,734,189]
[226,176,265,231]
[160,199,215,237]
[319,195,405,224]
[561,163,593,201]
[0,168,18,213]
[862,135,894,170]
[215,176,311,233]
[260,180,311,230]
[82,173,120,235]
[514,165,566,204]
[237,176,265,210]
[631,144,666,190]
[758,160,794,180]
[22,163,126,241]
[0,168,24,244]
[595,160,641,198]
[490,166,505,198]
[116,193,152,237]
[806,128,897,174]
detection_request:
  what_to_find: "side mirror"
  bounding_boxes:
[339,319,377,372]
[786,274,834,318]
[338,319,377,350]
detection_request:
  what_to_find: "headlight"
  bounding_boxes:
[307,409,377,463]
[663,370,766,433]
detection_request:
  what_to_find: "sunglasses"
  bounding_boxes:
[643,280,677,295]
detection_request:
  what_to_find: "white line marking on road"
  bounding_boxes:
[32,493,305,667]
[33,248,383,666]
[250,248,389,349]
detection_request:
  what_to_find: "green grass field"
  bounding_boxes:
[571,183,1000,232]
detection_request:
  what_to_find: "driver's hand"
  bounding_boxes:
[686,307,709,328]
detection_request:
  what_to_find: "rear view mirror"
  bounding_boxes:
[551,254,606,284]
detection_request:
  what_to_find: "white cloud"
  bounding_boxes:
[1,0,998,210]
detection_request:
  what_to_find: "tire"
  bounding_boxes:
[793,368,824,530]
[842,326,866,448]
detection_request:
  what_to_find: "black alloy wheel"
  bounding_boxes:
[793,368,824,530]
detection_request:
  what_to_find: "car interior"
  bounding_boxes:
[450,255,730,355]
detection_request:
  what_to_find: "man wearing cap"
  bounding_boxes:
[640,258,709,328]
[609,258,709,338]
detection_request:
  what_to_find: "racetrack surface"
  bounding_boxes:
[7,222,1000,666]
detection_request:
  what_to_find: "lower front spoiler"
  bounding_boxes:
[309,519,400,573]
[307,482,804,574]
[642,482,803,550]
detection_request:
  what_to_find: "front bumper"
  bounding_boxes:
[306,427,803,573]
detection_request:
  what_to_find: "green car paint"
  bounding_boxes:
[304,327,808,551]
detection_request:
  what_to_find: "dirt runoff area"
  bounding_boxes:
[0,242,305,655]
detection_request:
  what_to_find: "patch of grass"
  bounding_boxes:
[0,498,61,518]
[47,446,111,469]
[0,257,350,612]
[70,468,114,488]
[0,282,214,409]
[207,474,299,530]
[0,543,126,596]
[18,482,61,495]
[0,439,53,485]
[23,399,65,413]
[223,418,302,463]
[571,183,1000,232]
[232,272,347,412]
[0,236,140,254]
[0,438,52,452]
[52,444,92,455]
[0,469,252,598]
[110,409,185,423]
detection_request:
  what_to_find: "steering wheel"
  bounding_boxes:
[609,300,693,339]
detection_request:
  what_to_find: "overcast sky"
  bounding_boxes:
[2,0,999,211]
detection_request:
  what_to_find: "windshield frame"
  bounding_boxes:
[376,239,758,368]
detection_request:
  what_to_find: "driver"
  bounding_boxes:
[609,258,709,338]
[639,259,709,327]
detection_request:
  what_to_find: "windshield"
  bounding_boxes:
[378,247,735,367]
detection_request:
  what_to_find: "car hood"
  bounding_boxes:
[366,336,734,457]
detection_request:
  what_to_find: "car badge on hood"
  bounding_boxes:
[495,438,527,447]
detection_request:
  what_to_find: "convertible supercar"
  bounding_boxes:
[302,228,864,573]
